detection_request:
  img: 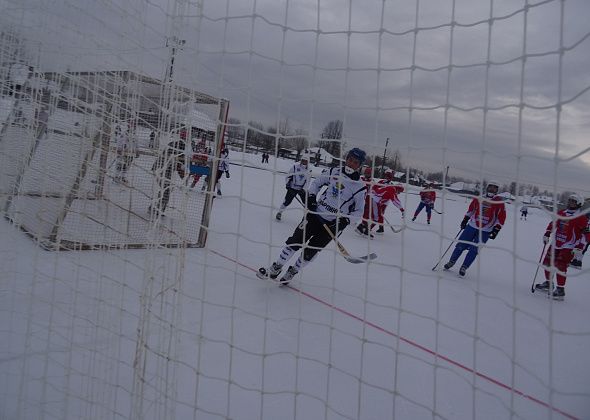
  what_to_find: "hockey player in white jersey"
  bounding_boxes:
[258,148,367,285]
[275,154,312,220]
[114,120,138,184]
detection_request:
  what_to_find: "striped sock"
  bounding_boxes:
[277,246,296,265]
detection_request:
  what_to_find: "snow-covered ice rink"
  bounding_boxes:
[1,152,588,420]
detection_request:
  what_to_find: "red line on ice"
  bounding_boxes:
[209,249,579,420]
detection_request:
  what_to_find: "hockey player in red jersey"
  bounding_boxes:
[188,137,210,188]
[535,193,589,300]
[379,170,405,221]
[412,183,436,224]
[358,169,405,235]
[357,169,405,234]
[570,213,589,269]
[355,167,376,237]
[443,181,506,277]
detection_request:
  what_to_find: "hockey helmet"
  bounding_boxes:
[384,169,394,181]
[568,193,584,209]
[347,148,366,165]
[343,148,366,175]
[363,166,373,178]
[485,180,500,198]
[300,153,310,165]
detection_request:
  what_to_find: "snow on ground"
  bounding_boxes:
[0,150,588,420]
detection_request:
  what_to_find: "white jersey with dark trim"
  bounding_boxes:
[286,162,311,190]
[308,167,366,222]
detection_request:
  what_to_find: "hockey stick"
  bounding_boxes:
[530,243,548,293]
[432,229,463,271]
[322,223,377,264]
[383,215,405,233]
[432,207,443,215]
[294,194,306,208]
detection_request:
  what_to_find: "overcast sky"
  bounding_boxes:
[2,0,589,193]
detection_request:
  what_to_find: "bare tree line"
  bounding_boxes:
[226,117,348,156]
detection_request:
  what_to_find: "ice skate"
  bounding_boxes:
[570,259,582,269]
[459,266,467,277]
[535,281,550,292]
[278,266,298,285]
[275,211,282,221]
[551,286,565,301]
[355,224,373,239]
[257,262,283,280]
[443,260,455,270]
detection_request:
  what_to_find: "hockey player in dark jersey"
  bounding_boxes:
[258,148,367,285]
[148,130,187,217]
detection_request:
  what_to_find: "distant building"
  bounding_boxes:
[531,196,563,211]
[277,147,298,160]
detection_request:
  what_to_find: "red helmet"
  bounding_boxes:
[384,169,394,181]
[363,167,372,178]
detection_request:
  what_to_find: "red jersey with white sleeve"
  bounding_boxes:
[366,182,405,222]
[360,175,373,215]
[375,181,404,210]
[419,190,436,206]
[465,195,506,232]
[545,209,590,250]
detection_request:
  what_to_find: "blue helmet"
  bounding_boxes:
[346,147,366,165]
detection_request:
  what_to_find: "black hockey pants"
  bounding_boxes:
[285,213,345,262]
[282,187,307,208]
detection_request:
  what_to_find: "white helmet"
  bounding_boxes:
[300,153,310,165]
[485,180,500,198]
[384,169,394,181]
[568,193,584,209]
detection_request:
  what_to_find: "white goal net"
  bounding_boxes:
[0,67,228,249]
[1,1,589,420]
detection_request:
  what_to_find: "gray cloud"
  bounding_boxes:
[3,0,589,192]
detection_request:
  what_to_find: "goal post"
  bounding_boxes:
[1,69,228,250]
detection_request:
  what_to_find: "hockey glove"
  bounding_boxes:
[572,248,582,260]
[336,217,350,231]
[489,225,501,240]
[543,233,550,244]
[225,171,230,178]
[307,195,317,212]
[460,216,469,230]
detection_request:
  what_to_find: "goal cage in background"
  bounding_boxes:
[0,1,589,420]
[0,65,229,250]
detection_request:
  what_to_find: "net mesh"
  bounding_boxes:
[1,0,589,420]
[0,67,227,249]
